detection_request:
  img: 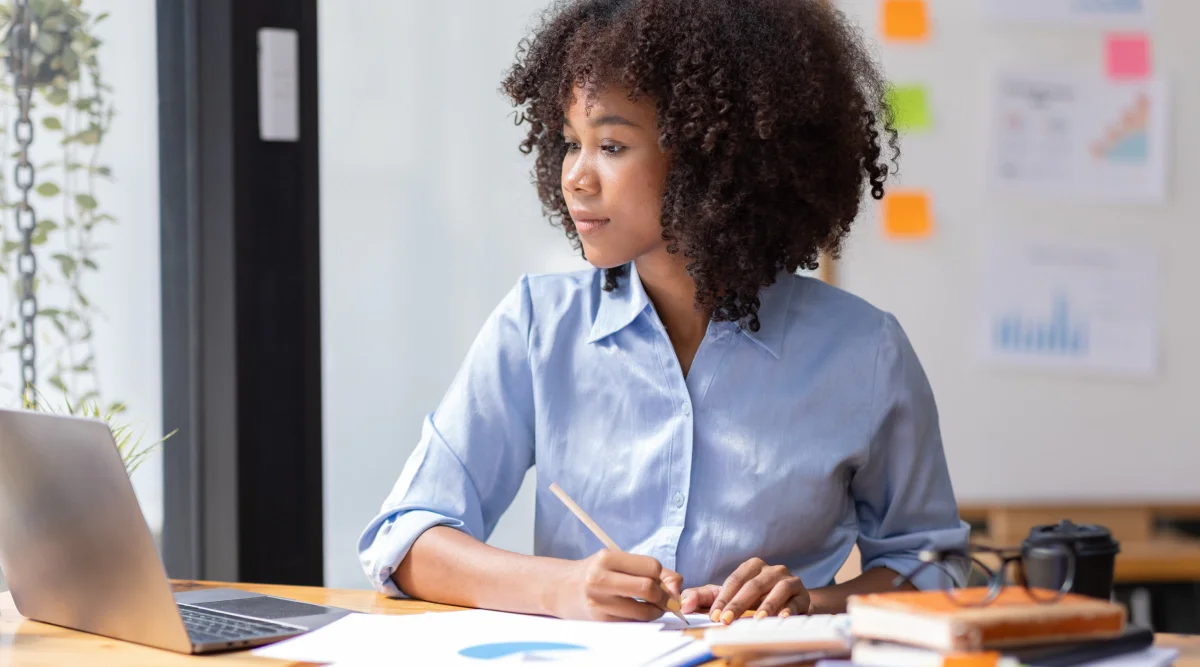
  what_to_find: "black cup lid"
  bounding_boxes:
[1022,519,1121,556]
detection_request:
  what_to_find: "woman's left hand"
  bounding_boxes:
[679,558,810,624]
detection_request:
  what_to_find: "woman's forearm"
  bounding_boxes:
[394,525,573,616]
[806,566,914,614]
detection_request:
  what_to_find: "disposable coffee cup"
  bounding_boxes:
[1022,519,1121,600]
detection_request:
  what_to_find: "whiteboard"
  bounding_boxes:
[833,0,1199,501]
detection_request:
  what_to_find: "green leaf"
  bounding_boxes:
[77,128,100,145]
[79,390,100,404]
[95,11,110,22]
[75,194,97,210]
[45,88,69,106]
[36,219,58,233]
[91,165,112,178]
[74,97,94,111]
[31,230,48,245]
[74,288,89,307]
[2,240,21,253]
[49,375,67,393]
[81,258,97,270]
[38,308,61,317]
[50,317,66,335]
[72,362,90,373]
[42,116,62,130]
[52,253,77,278]
[36,182,61,197]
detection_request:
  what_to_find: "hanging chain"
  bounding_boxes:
[12,0,38,406]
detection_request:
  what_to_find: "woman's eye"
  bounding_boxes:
[601,144,625,155]
[564,140,580,152]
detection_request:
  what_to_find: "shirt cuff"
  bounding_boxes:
[863,553,965,592]
[358,509,463,598]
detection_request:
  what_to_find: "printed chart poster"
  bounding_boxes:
[990,69,1169,204]
[984,0,1153,27]
[978,237,1158,378]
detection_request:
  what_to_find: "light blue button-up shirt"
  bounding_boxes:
[359,264,969,597]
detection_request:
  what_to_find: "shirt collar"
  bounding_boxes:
[738,270,795,360]
[587,263,651,343]
[587,263,795,356]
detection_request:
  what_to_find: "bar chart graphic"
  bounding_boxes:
[991,295,1088,357]
[979,237,1158,378]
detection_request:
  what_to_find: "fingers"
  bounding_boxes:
[593,594,668,622]
[596,549,663,580]
[680,584,721,614]
[754,578,809,619]
[587,569,669,608]
[710,558,767,623]
[721,565,791,622]
[779,594,809,618]
[660,568,684,599]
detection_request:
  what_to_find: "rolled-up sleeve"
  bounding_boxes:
[851,312,970,591]
[358,276,536,597]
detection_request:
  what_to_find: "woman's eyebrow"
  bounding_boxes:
[561,113,641,129]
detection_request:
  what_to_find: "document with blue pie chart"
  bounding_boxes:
[252,608,700,666]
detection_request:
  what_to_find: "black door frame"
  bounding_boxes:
[157,0,323,585]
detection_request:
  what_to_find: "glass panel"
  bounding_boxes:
[0,0,163,589]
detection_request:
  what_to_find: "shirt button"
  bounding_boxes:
[672,492,685,508]
[681,401,691,416]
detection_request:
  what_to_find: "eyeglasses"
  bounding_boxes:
[892,542,1077,607]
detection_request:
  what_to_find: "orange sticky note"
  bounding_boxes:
[1106,33,1151,80]
[883,191,933,238]
[882,0,930,42]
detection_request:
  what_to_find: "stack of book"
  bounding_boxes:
[842,588,1174,667]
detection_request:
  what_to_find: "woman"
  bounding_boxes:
[359,0,968,623]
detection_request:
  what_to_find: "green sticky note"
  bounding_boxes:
[886,85,932,133]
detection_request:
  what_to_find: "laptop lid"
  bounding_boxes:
[0,408,193,653]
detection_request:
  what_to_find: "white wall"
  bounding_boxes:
[319,0,587,589]
[834,0,1200,501]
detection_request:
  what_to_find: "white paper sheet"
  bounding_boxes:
[984,0,1154,27]
[1076,647,1179,667]
[977,237,1159,378]
[990,69,1169,204]
[652,611,721,631]
[254,609,697,667]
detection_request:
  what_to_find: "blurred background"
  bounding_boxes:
[0,0,1194,635]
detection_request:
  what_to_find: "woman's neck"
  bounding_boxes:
[634,254,710,376]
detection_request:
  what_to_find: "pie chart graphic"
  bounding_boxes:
[458,641,587,660]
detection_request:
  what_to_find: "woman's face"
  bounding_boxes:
[561,86,671,269]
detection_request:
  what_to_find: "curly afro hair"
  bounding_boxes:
[501,0,897,331]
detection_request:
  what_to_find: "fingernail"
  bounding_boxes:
[779,609,791,618]
[721,610,735,624]
[709,607,722,622]
[754,610,767,619]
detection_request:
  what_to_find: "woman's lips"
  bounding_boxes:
[574,218,610,234]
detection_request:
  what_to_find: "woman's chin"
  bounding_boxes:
[580,246,633,271]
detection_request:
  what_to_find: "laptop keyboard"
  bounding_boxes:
[178,603,304,646]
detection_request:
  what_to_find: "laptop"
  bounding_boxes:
[0,408,351,653]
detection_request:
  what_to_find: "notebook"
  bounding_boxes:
[846,588,1126,652]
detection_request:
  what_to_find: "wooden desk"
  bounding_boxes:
[0,581,1195,666]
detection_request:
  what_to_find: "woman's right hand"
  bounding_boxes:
[550,549,671,621]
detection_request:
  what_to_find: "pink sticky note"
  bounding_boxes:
[1106,34,1151,80]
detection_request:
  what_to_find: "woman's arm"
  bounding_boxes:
[396,526,674,621]
[806,567,913,615]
